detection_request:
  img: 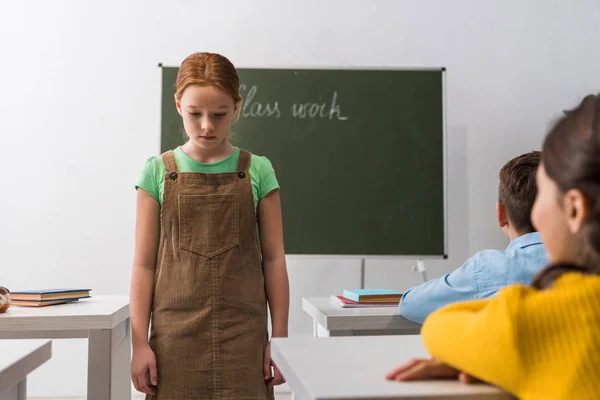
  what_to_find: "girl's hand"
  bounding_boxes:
[385,358,460,381]
[264,342,286,387]
[131,345,158,395]
[459,372,482,384]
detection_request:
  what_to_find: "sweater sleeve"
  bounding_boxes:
[422,273,600,400]
[421,284,533,394]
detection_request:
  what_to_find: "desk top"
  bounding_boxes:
[0,295,129,332]
[302,297,421,333]
[0,339,52,390]
[271,336,512,400]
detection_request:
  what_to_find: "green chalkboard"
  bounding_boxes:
[160,67,446,256]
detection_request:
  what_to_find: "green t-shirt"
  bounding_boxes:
[136,147,279,209]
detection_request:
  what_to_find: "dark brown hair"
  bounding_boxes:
[498,151,541,233]
[533,93,600,289]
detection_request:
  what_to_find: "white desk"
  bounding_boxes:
[303,297,421,337]
[0,340,52,400]
[0,296,130,400]
[271,335,513,400]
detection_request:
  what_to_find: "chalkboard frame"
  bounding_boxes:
[157,64,448,259]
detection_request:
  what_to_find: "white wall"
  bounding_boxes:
[1,0,599,396]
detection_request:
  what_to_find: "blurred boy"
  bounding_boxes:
[399,151,547,324]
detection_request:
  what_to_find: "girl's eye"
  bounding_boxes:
[190,112,201,116]
[214,113,226,117]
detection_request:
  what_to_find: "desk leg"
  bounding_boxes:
[0,378,25,400]
[314,323,354,338]
[87,318,132,400]
[16,380,25,400]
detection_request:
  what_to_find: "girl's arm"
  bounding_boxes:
[419,285,533,392]
[130,189,160,349]
[258,189,289,338]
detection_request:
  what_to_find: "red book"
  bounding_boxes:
[329,295,398,308]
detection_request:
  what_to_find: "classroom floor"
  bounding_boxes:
[31,394,293,400]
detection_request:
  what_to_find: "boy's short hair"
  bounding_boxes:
[498,151,541,233]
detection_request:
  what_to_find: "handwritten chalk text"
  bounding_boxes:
[239,85,349,121]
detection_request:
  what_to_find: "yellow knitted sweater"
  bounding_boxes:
[422,273,600,400]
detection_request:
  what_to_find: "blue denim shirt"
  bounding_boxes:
[399,232,548,324]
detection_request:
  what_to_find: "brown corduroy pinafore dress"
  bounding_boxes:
[148,149,274,400]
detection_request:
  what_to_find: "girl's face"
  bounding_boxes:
[531,163,588,265]
[176,84,237,151]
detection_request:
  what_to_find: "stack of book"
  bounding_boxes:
[330,288,403,308]
[9,289,91,307]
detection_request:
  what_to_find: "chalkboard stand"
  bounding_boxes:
[416,259,428,282]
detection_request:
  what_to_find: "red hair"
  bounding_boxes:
[175,52,242,107]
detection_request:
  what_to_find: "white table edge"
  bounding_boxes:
[302,297,421,333]
[271,338,316,400]
[271,337,513,400]
[0,297,130,333]
[302,297,330,329]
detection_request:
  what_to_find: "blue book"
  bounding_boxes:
[10,289,91,301]
[10,289,91,294]
[342,288,402,303]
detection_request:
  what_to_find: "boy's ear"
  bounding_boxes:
[497,202,509,228]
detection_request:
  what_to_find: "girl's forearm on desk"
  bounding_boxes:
[130,265,155,349]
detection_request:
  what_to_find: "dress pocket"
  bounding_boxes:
[178,194,239,258]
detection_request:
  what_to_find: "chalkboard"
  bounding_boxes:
[160,67,446,257]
